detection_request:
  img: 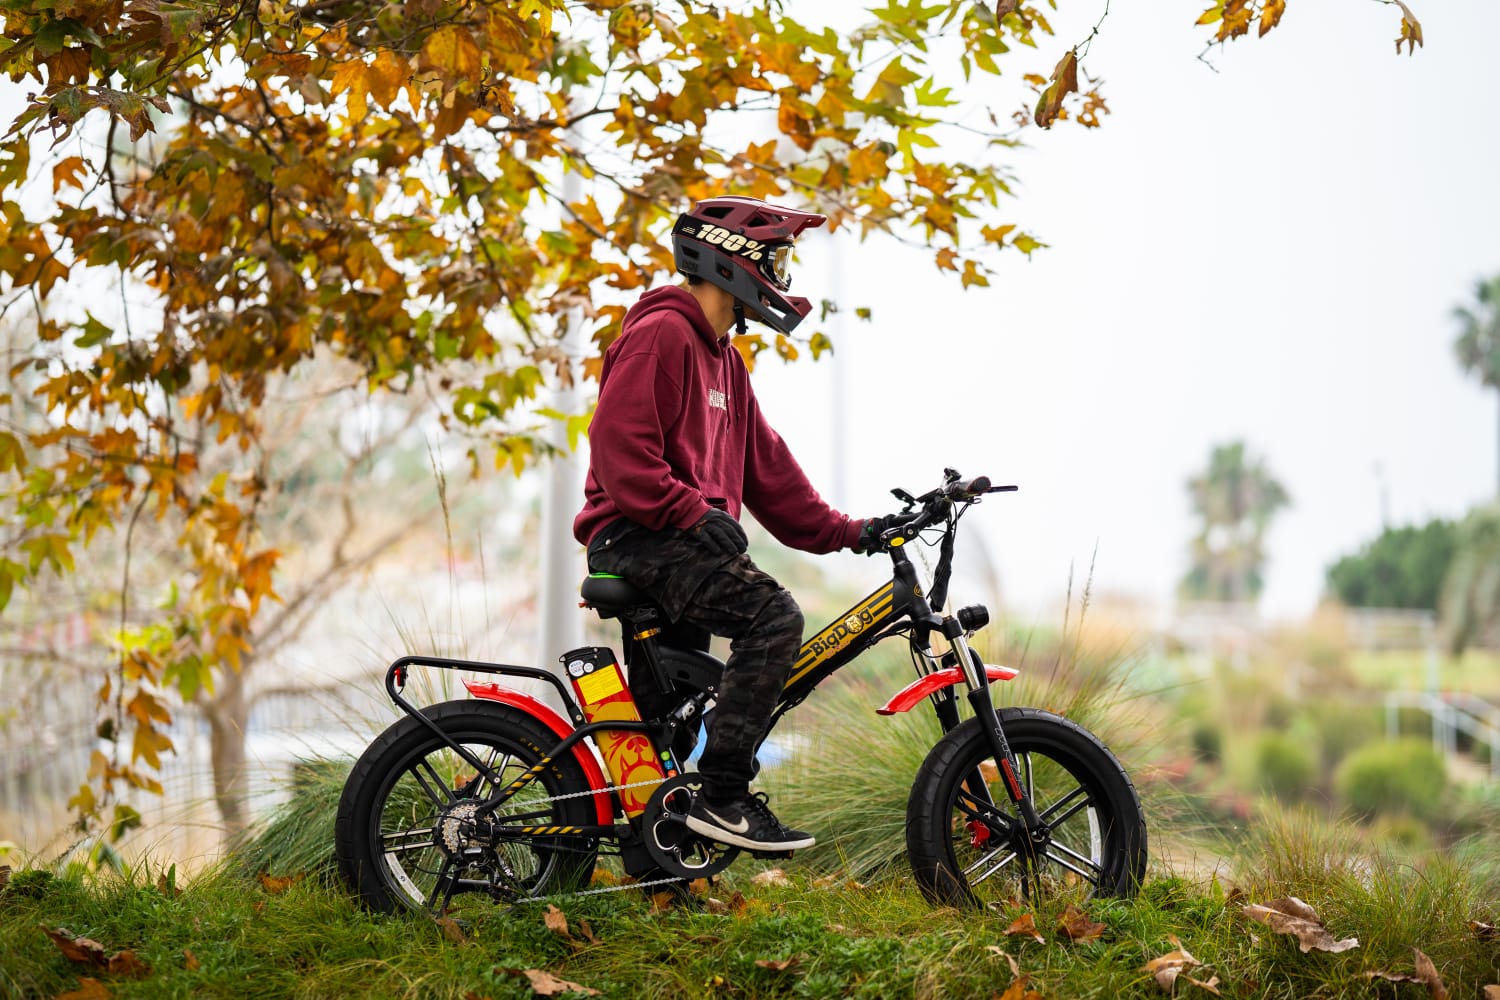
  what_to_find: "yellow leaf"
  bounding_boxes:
[935,247,958,271]
[1394,1,1423,55]
[422,26,482,86]
[1032,48,1078,129]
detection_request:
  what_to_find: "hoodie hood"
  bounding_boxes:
[622,285,723,353]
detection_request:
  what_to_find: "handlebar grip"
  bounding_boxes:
[944,475,991,499]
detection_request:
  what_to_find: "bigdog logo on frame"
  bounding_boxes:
[788,582,897,685]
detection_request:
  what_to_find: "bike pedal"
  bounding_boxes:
[749,849,794,860]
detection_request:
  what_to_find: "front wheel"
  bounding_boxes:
[335,700,600,914]
[906,709,1146,907]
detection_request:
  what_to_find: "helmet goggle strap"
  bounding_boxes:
[733,300,748,337]
[761,243,794,291]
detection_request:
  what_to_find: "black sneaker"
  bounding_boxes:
[685,792,815,851]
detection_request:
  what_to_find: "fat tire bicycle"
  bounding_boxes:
[334,469,1147,913]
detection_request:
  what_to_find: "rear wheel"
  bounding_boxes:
[907,709,1146,907]
[335,700,599,913]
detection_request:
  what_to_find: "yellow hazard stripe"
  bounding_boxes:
[786,584,895,684]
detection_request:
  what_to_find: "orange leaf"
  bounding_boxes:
[52,156,87,194]
[997,976,1043,1000]
[995,0,1019,21]
[435,916,468,944]
[1258,0,1286,37]
[105,951,150,978]
[755,957,801,972]
[255,871,304,894]
[43,926,108,966]
[182,949,199,971]
[1003,911,1045,944]
[1143,935,1201,991]
[1056,904,1106,943]
[55,978,111,1000]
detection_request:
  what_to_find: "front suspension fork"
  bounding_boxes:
[947,626,1045,834]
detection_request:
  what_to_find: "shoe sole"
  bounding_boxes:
[683,814,816,852]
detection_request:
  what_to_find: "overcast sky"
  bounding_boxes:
[745,1,1500,621]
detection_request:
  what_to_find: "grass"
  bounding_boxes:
[5,734,1497,999]
[3,836,1496,999]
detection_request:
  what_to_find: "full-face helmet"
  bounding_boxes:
[671,196,827,334]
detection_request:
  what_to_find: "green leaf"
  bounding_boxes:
[75,312,111,348]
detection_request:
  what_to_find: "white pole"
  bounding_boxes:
[535,137,585,702]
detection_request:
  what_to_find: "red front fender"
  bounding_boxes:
[876,665,1019,716]
[462,681,614,824]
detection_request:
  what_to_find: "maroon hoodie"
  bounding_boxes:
[574,286,861,553]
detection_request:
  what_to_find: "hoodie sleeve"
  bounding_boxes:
[587,325,715,533]
[741,395,862,554]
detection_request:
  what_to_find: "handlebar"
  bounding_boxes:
[877,470,1017,549]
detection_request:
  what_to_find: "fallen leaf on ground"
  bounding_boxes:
[255,872,304,894]
[1473,921,1497,940]
[434,917,467,944]
[155,871,180,898]
[751,868,790,888]
[1143,936,1201,991]
[1483,986,1499,1000]
[1186,974,1221,995]
[182,949,199,971]
[1413,948,1449,1000]
[688,878,710,895]
[706,891,747,916]
[755,956,801,972]
[42,927,109,966]
[1003,912,1044,944]
[104,951,150,978]
[1056,904,1106,943]
[590,869,619,887]
[985,946,1023,978]
[1240,896,1358,954]
[996,975,1043,1000]
[54,978,111,1000]
[517,968,601,997]
[543,905,570,939]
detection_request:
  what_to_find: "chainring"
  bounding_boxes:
[640,773,740,880]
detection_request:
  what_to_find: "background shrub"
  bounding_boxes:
[1255,733,1318,800]
[1336,739,1446,820]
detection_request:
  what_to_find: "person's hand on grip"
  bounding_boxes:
[692,509,748,555]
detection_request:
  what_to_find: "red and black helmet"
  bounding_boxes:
[671,196,827,334]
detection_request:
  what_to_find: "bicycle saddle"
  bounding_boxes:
[579,574,656,617]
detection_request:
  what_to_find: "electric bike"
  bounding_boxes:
[334,469,1147,913]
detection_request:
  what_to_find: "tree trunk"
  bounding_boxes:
[203,663,251,837]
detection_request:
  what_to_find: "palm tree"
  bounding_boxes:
[1179,441,1290,605]
[1453,273,1500,495]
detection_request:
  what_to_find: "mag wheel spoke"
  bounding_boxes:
[1038,784,1091,827]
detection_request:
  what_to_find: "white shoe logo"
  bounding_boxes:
[705,805,750,834]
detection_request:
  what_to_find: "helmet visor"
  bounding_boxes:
[762,243,794,291]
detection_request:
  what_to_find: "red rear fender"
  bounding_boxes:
[462,681,613,824]
[876,665,1019,716]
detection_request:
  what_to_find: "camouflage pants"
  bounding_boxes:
[586,517,803,801]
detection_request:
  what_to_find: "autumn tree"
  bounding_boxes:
[1180,441,1290,606]
[0,0,1426,834]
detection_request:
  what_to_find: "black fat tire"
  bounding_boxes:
[335,700,598,913]
[907,709,1146,907]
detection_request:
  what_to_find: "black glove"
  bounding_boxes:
[854,514,900,555]
[691,509,748,556]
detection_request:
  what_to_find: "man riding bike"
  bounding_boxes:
[574,196,888,852]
